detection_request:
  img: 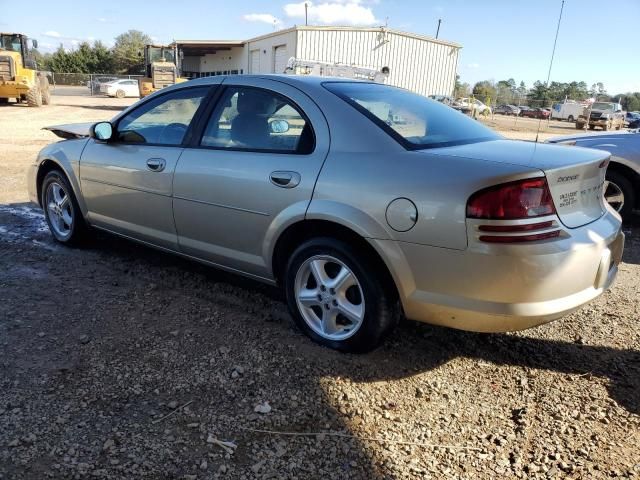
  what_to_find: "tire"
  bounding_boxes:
[589,125,595,130]
[41,170,89,245]
[26,85,42,107]
[568,115,574,122]
[285,237,399,353]
[0,98,8,105]
[605,171,635,220]
[41,77,51,105]
[115,89,126,99]
[576,123,584,130]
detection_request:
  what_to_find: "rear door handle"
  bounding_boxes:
[146,158,166,172]
[270,171,301,188]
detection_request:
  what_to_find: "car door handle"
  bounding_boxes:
[146,158,166,172]
[270,171,301,188]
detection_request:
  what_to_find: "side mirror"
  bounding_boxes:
[269,119,290,134]
[91,122,114,141]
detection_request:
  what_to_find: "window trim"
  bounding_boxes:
[111,85,215,147]
[322,81,499,151]
[192,84,317,156]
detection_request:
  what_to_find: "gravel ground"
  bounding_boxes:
[1,95,639,479]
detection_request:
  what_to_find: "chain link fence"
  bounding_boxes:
[50,73,143,96]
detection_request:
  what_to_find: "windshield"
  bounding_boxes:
[148,47,176,63]
[592,102,615,110]
[0,34,21,52]
[324,82,500,149]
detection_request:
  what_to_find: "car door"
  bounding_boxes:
[80,85,212,249]
[173,78,330,279]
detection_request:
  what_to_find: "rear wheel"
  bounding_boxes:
[41,170,89,245]
[568,115,574,122]
[0,98,8,105]
[26,86,42,107]
[285,237,399,353]
[115,89,126,99]
[604,171,635,220]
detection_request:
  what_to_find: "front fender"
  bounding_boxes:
[32,138,90,218]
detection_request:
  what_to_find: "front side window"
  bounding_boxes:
[201,87,314,154]
[325,82,500,149]
[116,87,209,145]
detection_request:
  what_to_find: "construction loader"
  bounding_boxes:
[0,33,50,106]
[138,44,187,97]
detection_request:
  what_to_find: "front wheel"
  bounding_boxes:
[41,171,89,245]
[285,238,399,353]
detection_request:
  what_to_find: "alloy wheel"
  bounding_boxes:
[46,181,74,239]
[294,255,365,341]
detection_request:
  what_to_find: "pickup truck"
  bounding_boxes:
[576,102,625,131]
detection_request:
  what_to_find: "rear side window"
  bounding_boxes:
[324,82,500,150]
[200,87,315,154]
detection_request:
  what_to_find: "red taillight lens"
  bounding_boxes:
[466,178,557,219]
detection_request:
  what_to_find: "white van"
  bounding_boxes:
[551,101,586,122]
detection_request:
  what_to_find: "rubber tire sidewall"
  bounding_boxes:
[606,170,635,220]
[116,89,125,98]
[41,171,87,245]
[285,237,398,353]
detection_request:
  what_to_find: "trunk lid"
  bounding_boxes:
[429,140,609,228]
[43,122,94,139]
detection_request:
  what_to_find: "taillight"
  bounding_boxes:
[467,178,556,220]
[467,178,560,243]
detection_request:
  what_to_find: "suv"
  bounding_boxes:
[576,102,625,131]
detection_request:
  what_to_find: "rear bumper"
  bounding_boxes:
[372,211,624,332]
[0,82,29,96]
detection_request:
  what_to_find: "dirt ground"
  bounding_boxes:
[0,93,639,479]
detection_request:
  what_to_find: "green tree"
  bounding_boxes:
[454,74,470,98]
[472,80,497,104]
[113,29,151,74]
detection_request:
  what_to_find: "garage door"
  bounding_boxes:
[250,50,260,74]
[273,45,288,74]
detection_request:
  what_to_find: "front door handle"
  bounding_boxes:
[270,171,301,188]
[146,158,166,172]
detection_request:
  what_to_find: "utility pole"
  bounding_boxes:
[436,19,442,38]
[305,3,309,26]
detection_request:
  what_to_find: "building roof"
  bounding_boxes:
[174,25,461,53]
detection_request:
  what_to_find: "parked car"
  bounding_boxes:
[520,107,551,119]
[455,97,492,115]
[86,76,118,92]
[625,111,640,127]
[100,79,140,98]
[547,130,640,219]
[629,116,640,129]
[28,76,624,352]
[428,95,454,106]
[494,104,520,116]
[576,102,625,131]
[517,106,533,116]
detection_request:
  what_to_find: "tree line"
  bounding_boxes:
[455,76,640,112]
[34,30,152,75]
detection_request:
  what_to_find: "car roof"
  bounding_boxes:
[184,74,370,90]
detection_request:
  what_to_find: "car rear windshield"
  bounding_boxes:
[324,82,500,149]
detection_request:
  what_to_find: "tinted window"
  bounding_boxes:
[117,87,208,145]
[201,87,314,154]
[325,82,500,149]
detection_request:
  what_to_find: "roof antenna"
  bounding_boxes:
[535,0,565,143]
[305,3,309,26]
[436,19,442,39]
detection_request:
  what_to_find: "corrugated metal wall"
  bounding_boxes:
[296,28,459,97]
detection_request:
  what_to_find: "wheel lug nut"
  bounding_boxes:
[320,285,326,292]
[332,299,338,306]
[329,288,335,295]
[317,294,322,301]
[325,304,330,310]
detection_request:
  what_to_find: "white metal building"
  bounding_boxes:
[177,26,461,97]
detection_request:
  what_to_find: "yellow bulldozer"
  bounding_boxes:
[0,32,51,106]
[138,44,186,97]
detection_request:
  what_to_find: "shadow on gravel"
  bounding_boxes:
[1,201,639,478]
[369,324,640,415]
